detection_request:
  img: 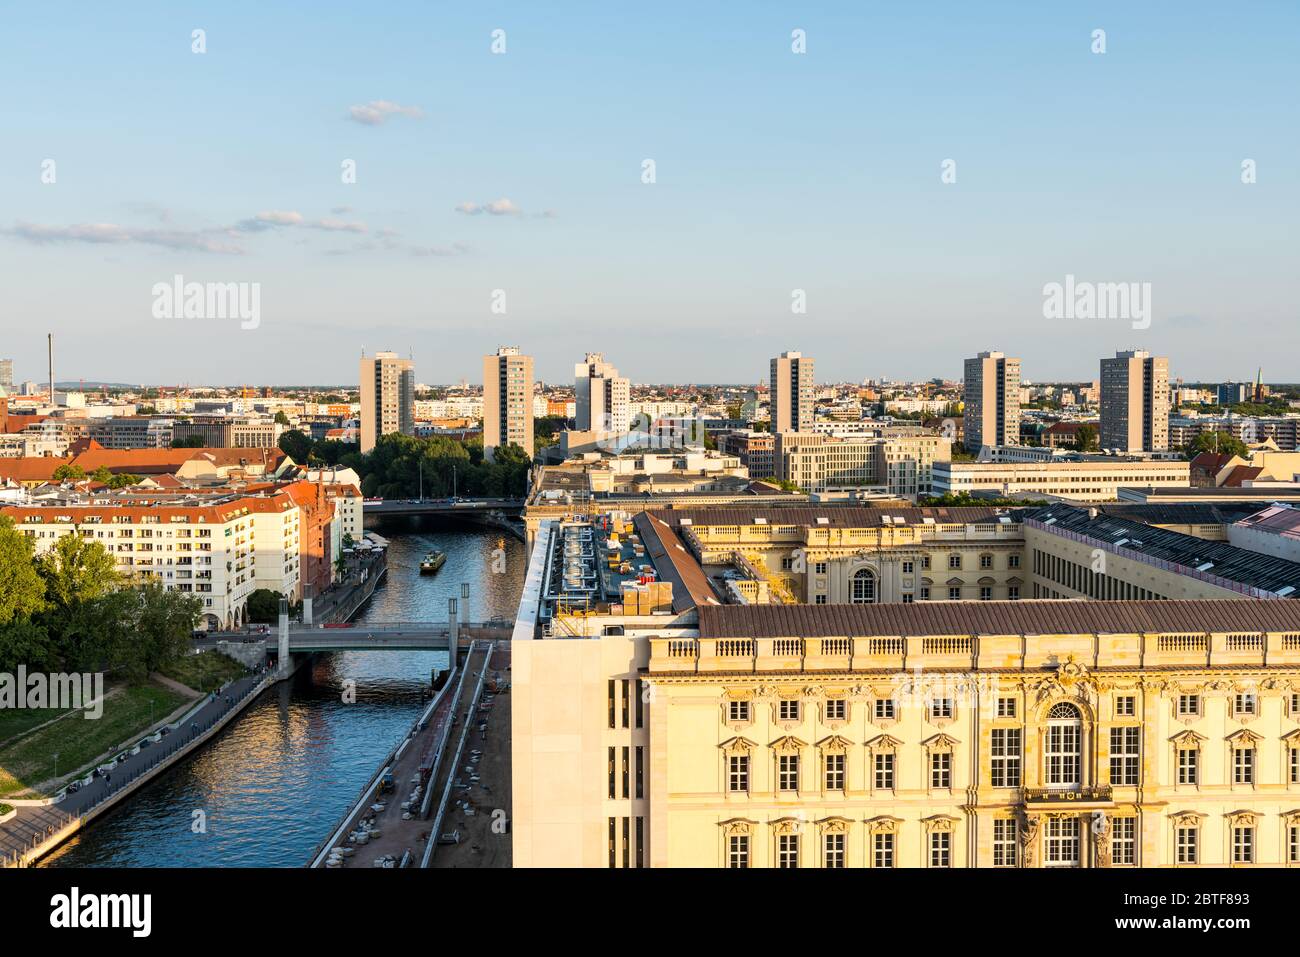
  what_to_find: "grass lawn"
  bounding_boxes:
[0,704,72,749]
[0,680,187,799]
[159,650,249,693]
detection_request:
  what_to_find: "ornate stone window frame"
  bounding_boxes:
[816,816,852,868]
[923,733,958,794]
[721,689,755,730]
[1230,686,1260,724]
[770,816,803,868]
[720,736,757,798]
[866,815,902,869]
[719,817,755,868]
[772,694,803,729]
[866,734,900,794]
[1281,809,1300,866]
[771,735,807,796]
[1224,809,1259,866]
[870,686,900,729]
[820,690,850,727]
[1226,728,1261,791]
[1173,687,1202,725]
[1169,810,1206,867]
[922,814,959,868]
[817,734,853,794]
[1170,729,1206,790]
[926,691,958,728]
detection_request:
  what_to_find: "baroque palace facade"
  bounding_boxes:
[511,504,1300,868]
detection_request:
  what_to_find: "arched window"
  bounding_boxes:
[1045,702,1082,787]
[851,568,876,604]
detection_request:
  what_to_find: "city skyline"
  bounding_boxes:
[3,2,1297,385]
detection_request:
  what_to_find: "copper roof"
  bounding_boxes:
[697,599,1300,638]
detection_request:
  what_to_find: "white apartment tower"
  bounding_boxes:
[483,346,535,462]
[769,351,815,434]
[574,352,630,435]
[1100,350,1170,452]
[359,351,414,454]
[963,351,1021,452]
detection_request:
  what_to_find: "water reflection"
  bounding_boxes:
[43,521,524,867]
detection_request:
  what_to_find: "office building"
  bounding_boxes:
[574,353,630,435]
[963,352,1020,452]
[359,351,415,454]
[0,359,12,391]
[483,346,534,462]
[1100,351,1169,452]
[770,352,815,434]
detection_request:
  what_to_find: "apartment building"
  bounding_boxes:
[86,416,174,449]
[1100,351,1170,452]
[359,351,415,454]
[718,431,776,480]
[963,352,1020,452]
[933,459,1190,502]
[774,432,951,499]
[483,346,534,462]
[171,415,281,449]
[1169,415,1300,452]
[574,353,631,435]
[770,352,815,434]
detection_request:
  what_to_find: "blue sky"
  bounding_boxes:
[2,1,1296,387]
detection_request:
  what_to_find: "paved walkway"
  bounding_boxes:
[0,667,271,867]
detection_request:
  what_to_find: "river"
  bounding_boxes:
[40,521,525,868]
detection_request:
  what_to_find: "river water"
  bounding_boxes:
[41,521,525,868]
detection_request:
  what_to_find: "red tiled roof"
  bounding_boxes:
[1221,465,1264,488]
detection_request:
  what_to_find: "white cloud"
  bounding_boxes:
[6,220,245,254]
[455,197,526,217]
[410,242,470,257]
[347,100,423,126]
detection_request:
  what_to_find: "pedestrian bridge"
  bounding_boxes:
[361,498,525,516]
[268,621,514,652]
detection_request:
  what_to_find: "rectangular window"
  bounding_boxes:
[824,752,845,791]
[921,556,931,570]
[778,699,800,721]
[634,679,644,729]
[778,754,800,792]
[1115,695,1136,717]
[990,728,1022,788]
[621,747,629,799]
[874,752,895,790]
[728,699,751,723]
[874,698,896,721]
[1177,747,1198,786]
[607,747,616,799]
[1290,826,1300,864]
[948,586,961,600]
[931,751,951,789]
[873,832,894,868]
[636,817,645,868]
[814,561,828,575]
[825,698,847,721]
[1292,747,1300,785]
[929,831,951,868]
[728,755,749,793]
[1176,827,1198,864]
[1045,817,1080,866]
[607,680,616,729]
[622,817,630,868]
[621,679,630,728]
[997,697,1017,718]
[823,832,845,868]
[777,833,798,869]
[1112,816,1136,866]
[728,834,749,869]
[980,554,993,569]
[608,817,616,867]
[1109,726,1140,786]
[979,586,992,601]
[1234,747,1255,785]
[948,554,962,569]
[635,746,644,799]
[1008,554,1020,569]
[1232,826,1254,864]
[1008,585,1020,600]
[815,594,827,604]
[902,561,914,574]
[929,698,953,720]
[993,819,1018,867]
[920,586,931,600]
[1177,694,1200,718]
[1235,693,1257,716]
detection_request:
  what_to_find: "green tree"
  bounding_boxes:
[0,517,46,625]
[1186,431,1249,459]
[245,589,284,624]
[1071,425,1099,452]
[273,410,291,426]
[36,534,119,611]
[52,464,86,482]
[91,465,114,485]
[0,619,56,673]
[171,434,205,448]
[278,429,314,464]
[132,582,202,676]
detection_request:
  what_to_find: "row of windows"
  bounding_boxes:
[607,678,644,730]
[607,816,646,867]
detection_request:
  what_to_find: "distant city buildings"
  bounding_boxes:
[962,352,1021,452]
[483,346,534,462]
[769,351,815,434]
[0,358,12,391]
[1100,350,1169,452]
[359,351,415,454]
